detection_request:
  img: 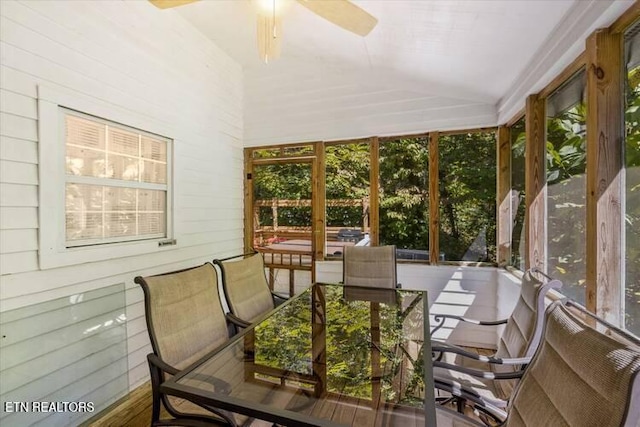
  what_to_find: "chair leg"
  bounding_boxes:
[147,355,163,426]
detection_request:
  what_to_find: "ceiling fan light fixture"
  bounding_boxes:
[256,0,285,64]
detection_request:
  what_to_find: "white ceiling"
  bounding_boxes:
[164,0,632,144]
[176,0,577,104]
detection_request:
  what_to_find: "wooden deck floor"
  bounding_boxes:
[81,382,157,427]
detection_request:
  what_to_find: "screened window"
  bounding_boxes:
[545,70,587,304]
[625,26,640,335]
[510,118,526,270]
[379,136,429,261]
[438,132,497,262]
[63,109,171,247]
[325,142,370,257]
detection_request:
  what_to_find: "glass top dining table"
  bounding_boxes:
[161,283,437,427]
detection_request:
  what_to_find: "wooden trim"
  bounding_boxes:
[378,132,430,142]
[506,110,525,128]
[585,29,624,325]
[539,52,587,99]
[245,141,318,152]
[610,1,640,35]
[244,148,254,253]
[438,126,497,137]
[251,155,316,165]
[314,142,326,265]
[524,94,546,271]
[429,132,440,265]
[324,137,373,146]
[497,126,511,267]
[369,137,380,246]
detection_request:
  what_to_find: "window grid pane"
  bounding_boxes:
[64,110,169,246]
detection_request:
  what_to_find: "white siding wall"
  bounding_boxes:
[0,0,243,415]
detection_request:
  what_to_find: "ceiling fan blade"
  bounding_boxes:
[296,0,377,36]
[149,0,199,9]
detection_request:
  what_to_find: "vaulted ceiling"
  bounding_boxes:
[168,0,632,145]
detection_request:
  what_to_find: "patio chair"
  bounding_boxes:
[436,299,640,427]
[214,252,288,330]
[430,268,562,412]
[342,245,400,289]
[134,263,235,426]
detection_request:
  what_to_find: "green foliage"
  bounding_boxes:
[510,117,527,269]
[625,65,640,335]
[379,137,429,249]
[438,132,497,261]
[546,88,587,303]
[254,286,425,403]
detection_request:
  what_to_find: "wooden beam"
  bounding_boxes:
[610,1,640,35]
[497,126,511,267]
[429,132,440,265]
[244,148,254,253]
[524,94,546,271]
[369,137,380,246]
[438,126,497,137]
[585,29,624,325]
[539,52,587,99]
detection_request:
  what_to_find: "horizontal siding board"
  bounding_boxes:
[0,283,122,324]
[0,136,38,164]
[0,159,38,185]
[0,207,37,230]
[0,251,38,274]
[0,229,37,253]
[0,292,125,347]
[0,88,37,119]
[0,112,37,141]
[0,65,39,98]
[0,307,126,371]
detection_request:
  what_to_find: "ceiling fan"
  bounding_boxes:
[149,0,378,63]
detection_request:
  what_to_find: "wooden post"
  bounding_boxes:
[524,94,546,271]
[370,137,380,246]
[314,142,326,263]
[429,132,440,264]
[244,148,254,253]
[585,29,623,325]
[497,126,511,266]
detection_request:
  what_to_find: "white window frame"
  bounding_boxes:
[38,86,175,269]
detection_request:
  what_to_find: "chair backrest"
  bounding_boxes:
[491,269,561,397]
[134,263,228,370]
[342,245,398,289]
[215,252,274,323]
[495,269,562,361]
[506,301,640,427]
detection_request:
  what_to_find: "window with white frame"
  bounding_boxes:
[63,109,170,247]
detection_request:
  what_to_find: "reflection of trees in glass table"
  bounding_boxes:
[161,284,436,427]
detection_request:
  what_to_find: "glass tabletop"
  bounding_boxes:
[163,284,436,427]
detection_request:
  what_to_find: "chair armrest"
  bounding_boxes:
[226,312,251,329]
[148,353,179,376]
[271,291,289,304]
[433,360,527,380]
[431,313,508,336]
[432,344,531,366]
